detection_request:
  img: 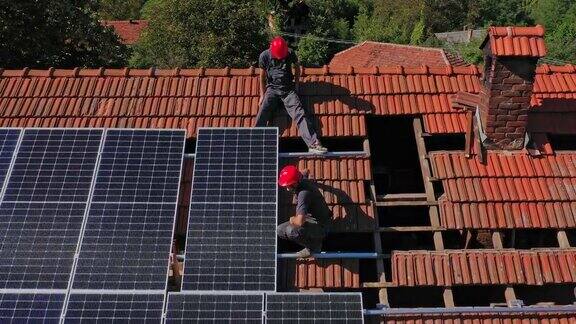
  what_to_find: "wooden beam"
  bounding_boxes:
[375,200,439,207]
[378,193,428,201]
[413,118,445,251]
[558,230,571,248]
[504,286,517,302]
[363,281,396,288]
[443,288,455,307]
[492,231,504,249]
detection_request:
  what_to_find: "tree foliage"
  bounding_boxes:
[130,0,268,68]
[98,0,146,20]
[0,0,128,68]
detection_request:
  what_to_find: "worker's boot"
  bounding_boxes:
[295,248,312,258]
[308,141,328,154]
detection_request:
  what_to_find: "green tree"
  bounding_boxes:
[543,3,576,63]
[98,0,146,20]
[131,0,268,68]
[0,0,128,68]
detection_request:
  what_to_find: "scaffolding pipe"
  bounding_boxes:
[277,252,379,259]
[363,305,576,316]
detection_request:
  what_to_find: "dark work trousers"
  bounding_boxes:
[255,88,319,147]
[276,221,326,251]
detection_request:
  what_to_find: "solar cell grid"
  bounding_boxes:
[0,129,21,196]
[0,292,65,324]
[165,292,263,324]
[73,129,185,290]
[3,129,103,202]
[183,128,277,292]
[266,293,364,324]
[64,292,164,324]
[92,129,184,203]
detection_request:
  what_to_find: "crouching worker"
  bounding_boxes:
[256,36,327,154]
[276,165,331,258]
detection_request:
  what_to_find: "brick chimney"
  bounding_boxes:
[478,25,546,150]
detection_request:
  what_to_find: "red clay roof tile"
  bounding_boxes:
[392,249,576,287]
[484,25,546,57]
[102,20,148,45]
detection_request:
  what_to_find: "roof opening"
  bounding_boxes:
[388,287,444,307]
[367,116,424,194]
[424,133,466,152]
[549,134,576,151]
[377,206,430,227]
[380,232,435,254]
[515,284,576,306]
[567,230,576,246]
[184,138,196,153]
[443,229,494,249]
[323,233,374,252]
[452,286,506,306]
[359,259,378,283]
[510,229,559,249]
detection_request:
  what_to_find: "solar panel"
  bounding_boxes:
[165,292,264,323]
[0,129,103,289]
[91,129,185,203]
[0,129,21,195]
[64,291,164,323]
[3,129,103,202]
[0,291,65,324]
[73,129,185,290]
[266,293,364,323]
[182,128,278,292]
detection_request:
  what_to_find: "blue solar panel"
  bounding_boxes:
[182,128,278,292]
[0,129,21,196]
[266,293,364,323]
[0,129,103,289]
[64,292,164,323]
[3,129,102,202]
[73,129,185,290]
[165,292,263,323]
[0,292,65,324]
[92,129,185,203]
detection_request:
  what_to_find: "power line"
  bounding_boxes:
[277,31,359,45]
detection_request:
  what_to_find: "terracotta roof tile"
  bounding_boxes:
[430,152,576,229]
[484,25,546,57]
[383,312,576,323]
[330,41,468,68]
[392,249,576,286]
[278,259,360,289]
[102,20,149,45]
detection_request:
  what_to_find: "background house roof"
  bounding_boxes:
[102,20,148,45]
[330,41,467,67]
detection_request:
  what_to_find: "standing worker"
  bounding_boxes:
[256,36,327,154]
[276,165,331,258]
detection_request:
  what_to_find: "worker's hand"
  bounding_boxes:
[305,215,318,224]
[289,214,305,227]
[258,95,264,106]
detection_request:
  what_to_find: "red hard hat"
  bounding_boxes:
[278,165,301,187]
[270,36,289,60]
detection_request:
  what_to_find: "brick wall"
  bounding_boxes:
[480,57,536,150]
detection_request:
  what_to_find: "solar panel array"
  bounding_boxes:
[73,129,184,290]
[0,129,21,195]
[266,293,364,323]
[183,128,278,292]
[0,292,65,324]
[165,293,264,323]
[0,129,103,289]
[64,292,165,323]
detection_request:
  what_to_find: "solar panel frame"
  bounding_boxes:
[0,128,22,201]
[72,129,185,291]
[265,293,364,324]
[165,292,264,324]
[0,289,66,324]
[0,128,105,290]
[63,290,165,324]
[182,127,278,292]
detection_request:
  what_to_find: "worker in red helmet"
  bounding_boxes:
[256,36,327,154]
[276,165,332,258]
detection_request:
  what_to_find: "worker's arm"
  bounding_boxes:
[259,68,267,106]
[290,189,310,227]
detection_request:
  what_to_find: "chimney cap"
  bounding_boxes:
[481,25,547,58]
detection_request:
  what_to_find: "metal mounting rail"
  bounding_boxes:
[183,151,368,159]
[277,252,380,259]
[363,305,576,316]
